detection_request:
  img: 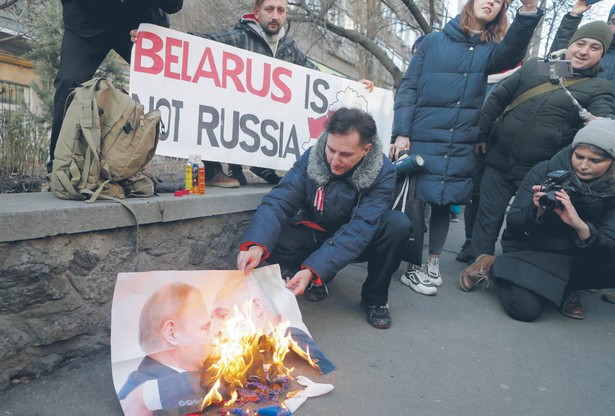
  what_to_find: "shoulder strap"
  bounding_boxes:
[502,77,590,116]
[76,78,105,162]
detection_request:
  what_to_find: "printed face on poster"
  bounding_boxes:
[110,265,331,415]
[130,23,394,171]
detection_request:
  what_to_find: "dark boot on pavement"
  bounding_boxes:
[360,300,392,329]
[456,239,475,263]
[304,279,329,302]
[560,291,584,320]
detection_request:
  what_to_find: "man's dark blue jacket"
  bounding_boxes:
[241,133,395,282]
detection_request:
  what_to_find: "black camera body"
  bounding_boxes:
[538,170,576,210]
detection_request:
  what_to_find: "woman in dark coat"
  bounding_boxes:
[492,119,615,321]
[390,0,543,295]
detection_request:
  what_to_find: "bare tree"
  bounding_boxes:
[170,0,600,90]
[0,0,38,43]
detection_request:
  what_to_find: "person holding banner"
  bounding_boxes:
[236,107,412,329]
[188,0,318,188]
[391,0,543,296]
[48,0,183,174]
[189,0,374,188]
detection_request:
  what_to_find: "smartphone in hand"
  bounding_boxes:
[585,0,603,5]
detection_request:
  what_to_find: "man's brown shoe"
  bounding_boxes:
[208,172,240,188]
[459,254,494,292]
[560,291,584,320]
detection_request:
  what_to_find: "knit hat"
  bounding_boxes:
[572,118,615,159]
[609,4,615,22]
[568,21,612,57]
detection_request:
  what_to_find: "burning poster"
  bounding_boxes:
[111,265,334,415]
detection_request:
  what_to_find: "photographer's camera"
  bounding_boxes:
[538,170,573,210]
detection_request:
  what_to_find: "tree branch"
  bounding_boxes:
[290,9,404,87]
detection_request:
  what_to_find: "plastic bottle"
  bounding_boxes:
[185,155,193,193]
[192,155,200,194]
[197,157,205,195]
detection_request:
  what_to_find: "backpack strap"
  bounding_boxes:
[76,78,104,164]
[81,185,142,271]
[502,77,590,117]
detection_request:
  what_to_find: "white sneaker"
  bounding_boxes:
[401,264,437,296]
[427,257,442,287]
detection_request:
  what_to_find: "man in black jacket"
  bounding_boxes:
[48,0,183,173]
[460,20,615,292]
[190,0,318,188]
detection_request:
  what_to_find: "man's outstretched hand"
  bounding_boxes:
[285,269,313,296]
[237,246,264,274]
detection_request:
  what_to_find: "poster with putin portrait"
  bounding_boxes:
[129,24,394,171]
[110,265,334,415]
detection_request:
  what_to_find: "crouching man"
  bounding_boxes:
[237,108,412,329]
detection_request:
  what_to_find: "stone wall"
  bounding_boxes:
[0,188,267,391]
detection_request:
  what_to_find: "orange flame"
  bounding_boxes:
[200,300,318,411]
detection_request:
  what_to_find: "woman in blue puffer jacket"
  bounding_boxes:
[391,0,543,296]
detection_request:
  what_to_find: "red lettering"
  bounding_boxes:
[134,32,164,74]
[192,48,221,87]
[222,52,246,93]
[271,67,292,104]
[164,36,182,80]
[181,40,192,82]
[246,59,270,98]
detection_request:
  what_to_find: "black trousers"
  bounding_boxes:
[494,253,615,322]
[49,28,133,168]
[470,165,522,256]
[494,279,544,322]
[464,153,486,240]
[267,210,412,306]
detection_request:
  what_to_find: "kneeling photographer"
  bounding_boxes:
[491,119,615,322]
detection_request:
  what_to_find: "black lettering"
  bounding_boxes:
[131,93,142,105]
[282,124,301,161]
[239,113,260,153]
[220,110,240,149]
[260,119,279,157]
[304,74,310,110]
[155,98,172,142]
[197,105,220,147]
[310,79,330,113]
[170,100,183,142]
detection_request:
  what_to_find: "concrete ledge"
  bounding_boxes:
[0,184,272,390]
[0,185,271,243]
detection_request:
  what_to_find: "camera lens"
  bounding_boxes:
[539,191,560,210]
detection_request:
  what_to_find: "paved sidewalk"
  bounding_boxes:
[1,212,614,415]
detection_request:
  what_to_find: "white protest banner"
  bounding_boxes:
[130,24,394,171]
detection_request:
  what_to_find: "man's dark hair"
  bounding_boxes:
[254,0,286,9]
[326,108,378,145]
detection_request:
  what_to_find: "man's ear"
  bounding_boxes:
[161,320,179,346]
[364,143,373,155]
[252,297,265,319]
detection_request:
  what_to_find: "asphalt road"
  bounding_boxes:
[1,213,614,416]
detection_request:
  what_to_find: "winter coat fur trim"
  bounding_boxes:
[306,130,384,191]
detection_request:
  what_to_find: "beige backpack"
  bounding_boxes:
[50,77,160,202]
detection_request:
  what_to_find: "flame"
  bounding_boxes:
[199,299,318,411]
